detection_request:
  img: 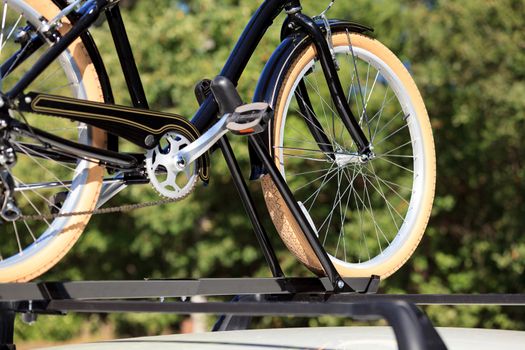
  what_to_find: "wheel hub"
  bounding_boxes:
[334,150,375,167]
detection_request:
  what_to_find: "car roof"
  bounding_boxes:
[43,326,525,350]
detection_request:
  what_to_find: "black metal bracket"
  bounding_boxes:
[0,277,379,301]
[248,133,350,292]
[0,303,16,350]
[0,276,379,349]
[218,136,284,277]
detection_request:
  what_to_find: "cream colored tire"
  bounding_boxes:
[262,32,436,279]
[0,0,106,282]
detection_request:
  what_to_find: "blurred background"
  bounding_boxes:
[15,0,524,347]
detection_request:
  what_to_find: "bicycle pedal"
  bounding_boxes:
[226,102,273,135]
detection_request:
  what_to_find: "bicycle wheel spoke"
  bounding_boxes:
[282,136,334,148]
[297,163,338,198]
[380,138,418,157]
[362,171,385,252]
[318,168,357,238]
[303,162,338,208]
[287,166,335,177]
[342,168,391,247]
[23,219,37,242]
[12,173,61,216]
[282,153,330,163]
[346,29,367,123]
[291,103,337,147]
[372,88,393,140]
[368,162,406,225]
[375,156,414,174]
[375,121,410,147]
[319,169,348,242]
[1,14,22,52]
[12,222,22,254]
[351,168,369,262]
[362,170,410,206]
[14,141,78,172]
[35,65,64,89]
[375,153,414,159]
[275,145,334,156]
[3,38,32,79]
[45,81,77,94]
[363,165,404,228]
[306,73,342,144]
[0,2,8,57]
[14,142,74,191]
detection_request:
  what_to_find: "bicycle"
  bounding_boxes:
[0,0,435,285]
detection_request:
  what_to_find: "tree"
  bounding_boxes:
[15,0,525,343]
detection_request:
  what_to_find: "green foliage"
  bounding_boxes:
[14,0,525,344]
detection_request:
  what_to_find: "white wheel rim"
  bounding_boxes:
[277,42,427,269]
[0,1,95,269]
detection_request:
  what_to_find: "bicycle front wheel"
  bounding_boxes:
[0,0,106,282]
[262,31,436,279]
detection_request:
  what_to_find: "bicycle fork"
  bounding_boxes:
[285,4,372,158]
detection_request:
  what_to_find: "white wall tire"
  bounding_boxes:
[262,32,436,279]
[0,0,106,282]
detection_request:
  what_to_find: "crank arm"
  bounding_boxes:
[175,102,272,169]
[175,113,230,169]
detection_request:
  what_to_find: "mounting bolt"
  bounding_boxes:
[21,312,38,325]
[0,98,4,108]
[24,96,32,104]
[176,156,186,169]
[0,119,7,129]
[144,134,155,147]
[337,280,345,290]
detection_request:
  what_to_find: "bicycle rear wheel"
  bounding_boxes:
[263,31,436,279]
[0,0,106,282]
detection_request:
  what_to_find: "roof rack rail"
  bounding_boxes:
[1,276,524,350]
[0,276,447,350]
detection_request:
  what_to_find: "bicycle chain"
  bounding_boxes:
[19,197,180,221]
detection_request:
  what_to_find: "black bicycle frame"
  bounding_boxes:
[1,0,374,290]
[5,0,370,155]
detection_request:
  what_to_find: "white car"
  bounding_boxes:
[43,326,525,350]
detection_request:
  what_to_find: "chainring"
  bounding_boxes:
[145,132,198,199]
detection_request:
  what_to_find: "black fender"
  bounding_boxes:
[248,19,373,180]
